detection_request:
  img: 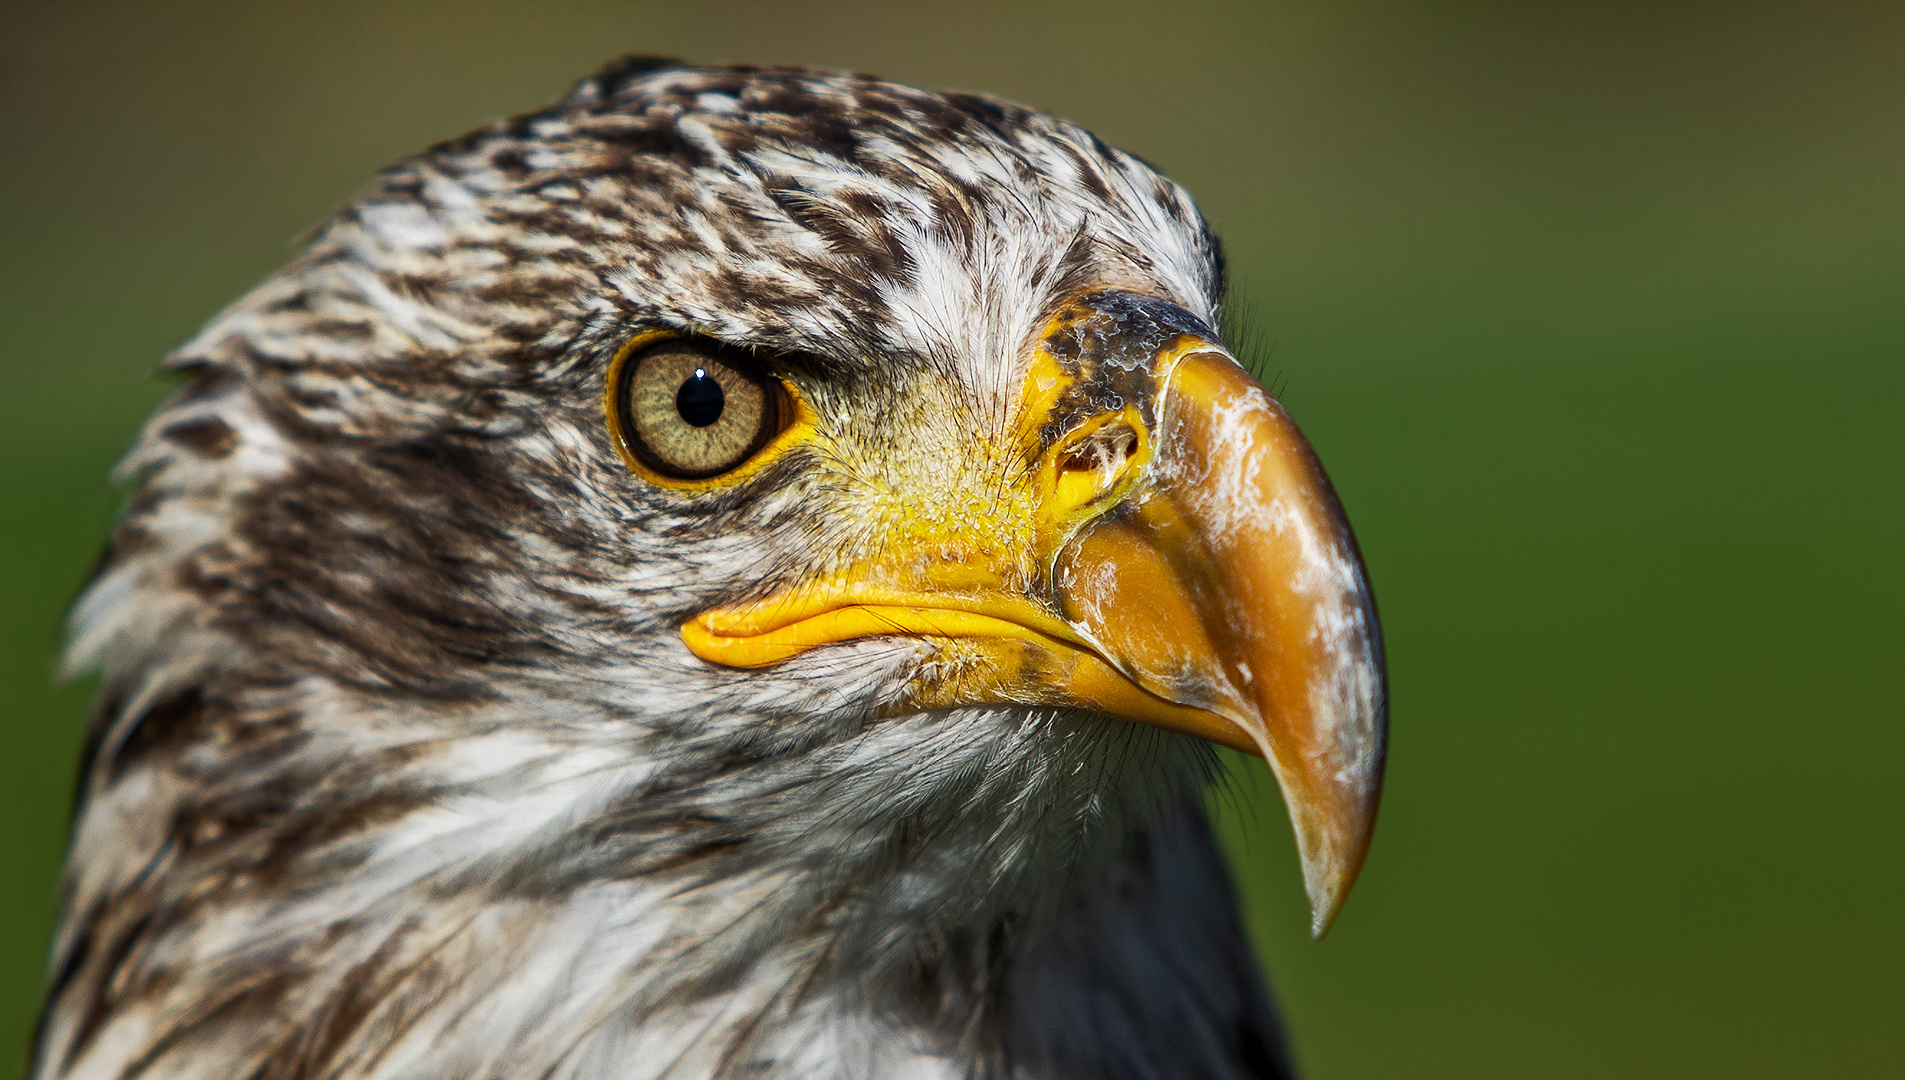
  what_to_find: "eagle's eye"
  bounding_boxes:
[608,337,787,482]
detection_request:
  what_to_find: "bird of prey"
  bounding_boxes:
[35,59,1386,1080]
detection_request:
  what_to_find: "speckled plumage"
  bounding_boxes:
[38,60,1291,1080]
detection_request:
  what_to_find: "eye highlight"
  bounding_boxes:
[608,337,785,481]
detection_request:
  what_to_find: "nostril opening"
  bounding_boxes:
[1060,421,1140,478]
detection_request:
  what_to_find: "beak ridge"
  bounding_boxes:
[1054,349,1387,936]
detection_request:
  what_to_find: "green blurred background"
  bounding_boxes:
[3,1,1900,1075]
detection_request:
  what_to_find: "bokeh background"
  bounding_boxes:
[3,1,1900,1075]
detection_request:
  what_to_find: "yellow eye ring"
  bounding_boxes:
[603,330,818,492]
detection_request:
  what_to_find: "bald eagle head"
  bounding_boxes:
[41,60,1384,1080]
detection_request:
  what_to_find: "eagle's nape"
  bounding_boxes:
[36,59,1385,1080]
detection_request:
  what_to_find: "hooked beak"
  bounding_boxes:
[682,292,1387,936]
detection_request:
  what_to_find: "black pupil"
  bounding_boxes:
[675,369,725,428]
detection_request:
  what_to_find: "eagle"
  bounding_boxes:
[35,60,1386,1080]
